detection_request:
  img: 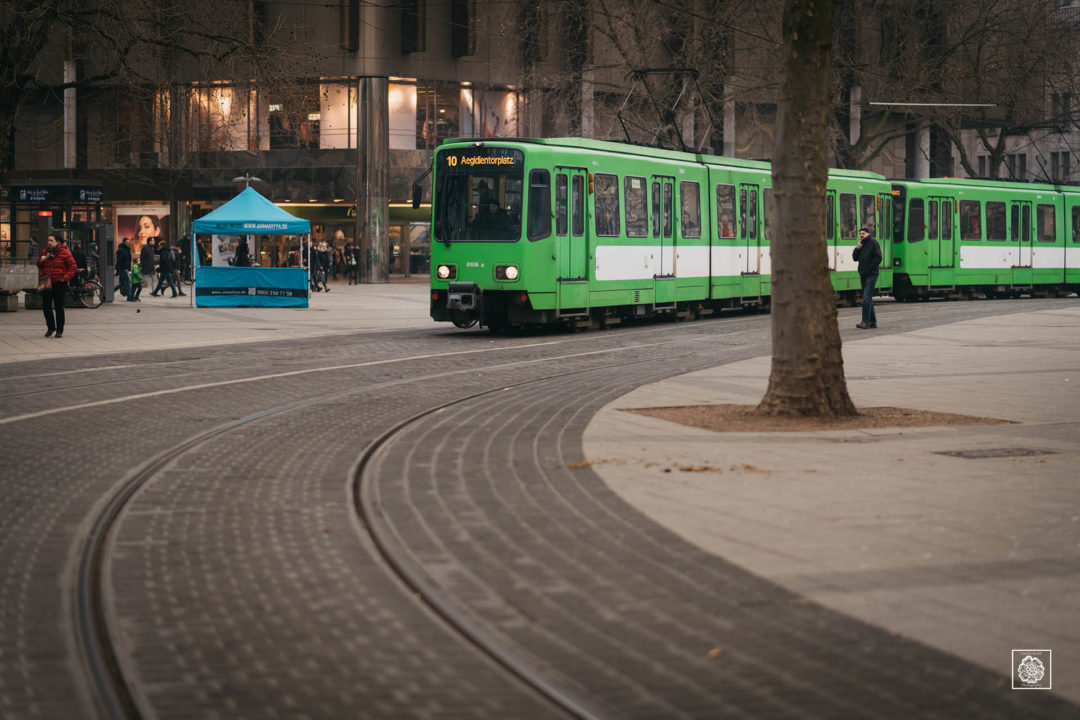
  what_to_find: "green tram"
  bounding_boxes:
[891,177,1080,300]
[429,137,894,330]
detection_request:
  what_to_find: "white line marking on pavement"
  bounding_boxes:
[0,339,661,426]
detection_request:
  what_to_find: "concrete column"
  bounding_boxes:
[915,124,931,178]
[723,85,736,157]
[849,84,862,146]
[580,69,595,138]
[64,61,76,169]
[356,76,389,283]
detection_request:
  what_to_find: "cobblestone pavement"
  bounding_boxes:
[0,299,1077,719]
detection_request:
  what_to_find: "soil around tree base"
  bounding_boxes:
[622,405,1012,433]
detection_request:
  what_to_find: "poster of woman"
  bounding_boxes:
[115,206,170,259]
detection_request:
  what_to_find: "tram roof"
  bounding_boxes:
[440,136,887,180]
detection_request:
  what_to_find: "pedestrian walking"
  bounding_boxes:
[115,237,132,298]
[139,237,157,296]
[853,226,882,329]
[129,258,143,301]
[344,240,360,285]
[36,233,77,338]
[171,243,187,295]
[316,241,331,292]
[151,239,180,297]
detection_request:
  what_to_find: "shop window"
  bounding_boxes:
[680,181,700,238]
[624,177,647,237]
[594,173,619,236]
[268,86,320,150]
[389,83,417,150]
[716,185,735,238]
[416,83,461,149]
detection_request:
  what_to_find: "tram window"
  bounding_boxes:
[825,195,835,241]
[860,195,875,234]
[739,188,748,239]
[664,183,674,238]
[763,188,775,239]
[594,173,620,236]
[652,182,661,237]
[928,201,938,239]
[1073,207,1080,242]
[527,170,551,241]
[907,199,924,242]
[840,193,857,239]
[747,189,757,239]
[941,201,951,240]
[1037,204,1056,242]
[680,181,701,238]
[624,177,648,237]
[572,175,584,236]
[1011,205,1020,242]
[555,175,568,236]
[882,197,892,240]
[986,202,1006,241]
[717,184,735,237]
[959,200,980,240]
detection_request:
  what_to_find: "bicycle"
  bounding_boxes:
[67,270,104,308]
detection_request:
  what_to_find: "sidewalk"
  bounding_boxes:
[0,278,433,364]
[584,307,1080,703]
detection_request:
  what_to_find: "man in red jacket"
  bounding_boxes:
[36,233,77,338]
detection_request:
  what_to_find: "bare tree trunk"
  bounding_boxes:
[757,0,856,417]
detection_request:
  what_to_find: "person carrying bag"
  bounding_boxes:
[36,233,77,338]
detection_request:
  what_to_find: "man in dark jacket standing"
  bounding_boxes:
[853,226,882,329]
[115,237,132,299]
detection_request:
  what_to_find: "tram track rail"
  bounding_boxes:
[70,341,695,719]
[43,298,1075,718]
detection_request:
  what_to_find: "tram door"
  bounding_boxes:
[1011,200,1033,284]
[652,176,675,306]
[555,168,589,311]
[928,196,954,269]
[739,183,761,297]
[825,191,838,270]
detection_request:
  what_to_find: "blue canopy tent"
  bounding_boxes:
[191,186,311,307]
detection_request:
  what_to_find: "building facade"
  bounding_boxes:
[2,1,1075,279]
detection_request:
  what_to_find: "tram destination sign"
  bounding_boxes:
[439,147,523,170]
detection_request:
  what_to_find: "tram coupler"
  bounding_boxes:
[447,282,480,311]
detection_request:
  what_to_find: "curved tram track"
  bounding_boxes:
[0,298,1072,719]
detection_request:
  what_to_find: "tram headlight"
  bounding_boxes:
[495,264,519,281]
[436,264,456,280]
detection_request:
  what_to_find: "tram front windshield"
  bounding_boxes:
[433,147,524,243]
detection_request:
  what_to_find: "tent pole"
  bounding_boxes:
[190,232,196,309]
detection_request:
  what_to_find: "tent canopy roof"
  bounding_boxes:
[192,187,311,235]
